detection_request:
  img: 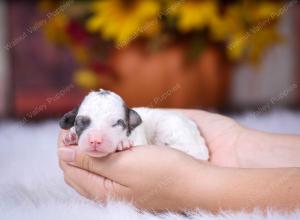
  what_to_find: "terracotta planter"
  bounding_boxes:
[100,43,231,109]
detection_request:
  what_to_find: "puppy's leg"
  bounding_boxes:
[117,139,133,151]
[63,127,78,146]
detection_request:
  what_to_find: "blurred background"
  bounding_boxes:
[1,1,299,217]
[0,0,299,121]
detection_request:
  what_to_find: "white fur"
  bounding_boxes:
[132,107,209,160]
[1,109,300,220]
[72,91,209,160]
[76,91,129,153]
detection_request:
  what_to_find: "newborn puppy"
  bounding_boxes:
[59,89,209,160]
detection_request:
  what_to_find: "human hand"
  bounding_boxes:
[57,109,242,211]
[59,108,246,167]
[176,109,246,167]
[178,110,300,168]
[59,137,300,213]
[58,110,300,212]
[58,130,212,211]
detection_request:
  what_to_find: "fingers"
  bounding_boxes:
[57,130,132,203]
[58,129,68,148]
[61,160,131,203]
[64,172,90,199]
[58,147,136,184]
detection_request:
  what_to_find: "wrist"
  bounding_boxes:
[235,126,274,168]
[235,127,300,168]
[234,127,259,168]
[181,161,225,212]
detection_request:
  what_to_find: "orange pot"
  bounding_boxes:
[101,43,231,109]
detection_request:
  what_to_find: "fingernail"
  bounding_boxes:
[58,148,75,162]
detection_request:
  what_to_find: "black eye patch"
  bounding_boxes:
[112,119,126,129]
[75,116,91,137]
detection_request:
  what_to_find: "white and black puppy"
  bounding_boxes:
[59,89,209,160]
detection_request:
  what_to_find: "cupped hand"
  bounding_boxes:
[176,109,246,167]
[57,109,247,211]
[58,130,211,211]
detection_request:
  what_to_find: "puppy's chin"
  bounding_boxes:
[84,146,117,158]
[77,138,116,158]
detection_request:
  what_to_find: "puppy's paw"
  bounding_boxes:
[117,139,133,151]
[63,128,78,146]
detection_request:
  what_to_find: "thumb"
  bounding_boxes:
[61,160,131,203]
[58,147,134,184]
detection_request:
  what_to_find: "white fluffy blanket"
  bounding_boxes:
[1,109,300,220]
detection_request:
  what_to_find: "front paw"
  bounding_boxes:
[117,139,133,151]
[63,129,78,146]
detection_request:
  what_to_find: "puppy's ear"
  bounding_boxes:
[59,107,78,129]
[126,107,142,133]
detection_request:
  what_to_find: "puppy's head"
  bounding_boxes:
[59,89,142,157]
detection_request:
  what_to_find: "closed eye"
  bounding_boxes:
[74,116,91,137]
[112,119,126,129]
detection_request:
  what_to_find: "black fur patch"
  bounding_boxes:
[59,107,78,129]
[75,116,91,137]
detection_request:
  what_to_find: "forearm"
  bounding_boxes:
[238,129,300,168]
[189,165,300,212]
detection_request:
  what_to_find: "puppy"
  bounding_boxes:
[59,89,209,160]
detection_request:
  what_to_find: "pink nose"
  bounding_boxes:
[88,131,102,149]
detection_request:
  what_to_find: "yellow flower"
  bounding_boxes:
[227,32,249,60]
[38,0,56,11]
[251,2,282,22]
[247,27,281,63]
[43,14,68,44]
[209,1,282,62]
[170,0,218,33]
[70,45,90,64]
[209,4,244,41]
[226,24,281,63]
[74,69,101,89]
[86,0,160,47]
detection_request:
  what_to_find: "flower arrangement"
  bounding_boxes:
[41,0,284,89]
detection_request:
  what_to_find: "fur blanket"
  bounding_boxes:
[0,109,299,220]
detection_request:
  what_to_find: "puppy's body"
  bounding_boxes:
[60,90,209,160]
[130,108,208,160]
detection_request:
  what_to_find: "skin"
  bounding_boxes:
[58,110,300,212]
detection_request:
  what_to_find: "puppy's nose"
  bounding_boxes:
[88,136,102,148]
[88,132,102,149]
